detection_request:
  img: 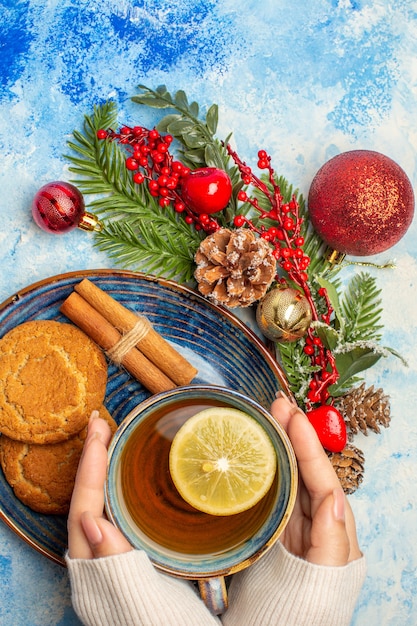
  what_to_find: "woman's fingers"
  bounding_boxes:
[272,396,341,503]
[67,413,113,559]
[271,395,362,564]
[307,487,350,566]
[80,511,132,558]
[285,406,341,502]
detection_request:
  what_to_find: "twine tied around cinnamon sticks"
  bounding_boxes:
[105,317,152,364]
[60,279,198,395]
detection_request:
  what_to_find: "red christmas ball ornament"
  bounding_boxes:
[31,181,101,234]
[308,150,414,256]
[180,167,232,215]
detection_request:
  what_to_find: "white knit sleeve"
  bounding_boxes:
[66,550,221,626]
[222,542,366,626]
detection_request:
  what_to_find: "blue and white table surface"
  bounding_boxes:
[1,1,417,625]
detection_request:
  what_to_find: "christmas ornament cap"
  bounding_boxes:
[308,150,414,256]
[31,181,101,234]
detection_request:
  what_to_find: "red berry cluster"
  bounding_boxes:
[97,126,220,234]
[228,145,311,288]
[227,144,339,408]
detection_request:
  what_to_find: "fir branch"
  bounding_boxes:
[67,125,144,207]
[340,272,383,342]
[66,100,203,283]
[94,217,200,282]
[276,340,320,409]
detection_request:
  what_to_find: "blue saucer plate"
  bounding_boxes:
[0,269,289,565]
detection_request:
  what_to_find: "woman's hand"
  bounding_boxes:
[67,412,133,560]
[271,393,362,567]
[68,397,362,568]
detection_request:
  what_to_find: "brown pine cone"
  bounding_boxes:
[194,228,276,308]
[335,382,391,436]
[327,444,365,495]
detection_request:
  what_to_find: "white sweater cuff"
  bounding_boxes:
[66,550,220,626]
[223,542,366,626]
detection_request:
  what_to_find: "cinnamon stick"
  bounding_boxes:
[74,278,198,386]
[60,292,176,394]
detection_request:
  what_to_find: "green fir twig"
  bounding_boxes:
[65,100,203,283]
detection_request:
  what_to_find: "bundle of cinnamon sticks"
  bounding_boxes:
[60,279,198,394]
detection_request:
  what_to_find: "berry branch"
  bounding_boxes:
[226,144,339,407]
[97,125,228,235]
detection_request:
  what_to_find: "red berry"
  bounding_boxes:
[152,152,165,164]
[126,157,139,171]
[157,175,169,187]
[206,220,219,232]
[174,201,185,213]
[165,177,178,190]
[283,217,294,230]
[171,161,183,174]
[180,167,232,215]
[306,405,347,453]
[96,129,107,140]
[133,172,145,184]
[234,215,245,228]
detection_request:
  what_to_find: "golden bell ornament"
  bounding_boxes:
[256,287,312,342]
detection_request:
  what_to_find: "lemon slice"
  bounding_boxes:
[169,407,277,516]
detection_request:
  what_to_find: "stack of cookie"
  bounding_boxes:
[0,320,117,515]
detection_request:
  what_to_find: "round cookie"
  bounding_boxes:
[0,405,117,515]
[0,320,108,444]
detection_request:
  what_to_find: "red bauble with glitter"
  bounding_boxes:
[308,150,415,256]
[32,181,100,233]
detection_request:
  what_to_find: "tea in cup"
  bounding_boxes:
[105,385,297,614]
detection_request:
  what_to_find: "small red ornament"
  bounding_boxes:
[180,167,232,214]
[31,181,101,234]
[308,150,414,256]
[306,405,347,453]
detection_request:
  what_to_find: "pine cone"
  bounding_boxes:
[335,382,391,436]
[327,444,365,495]
[194,228,276,308]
